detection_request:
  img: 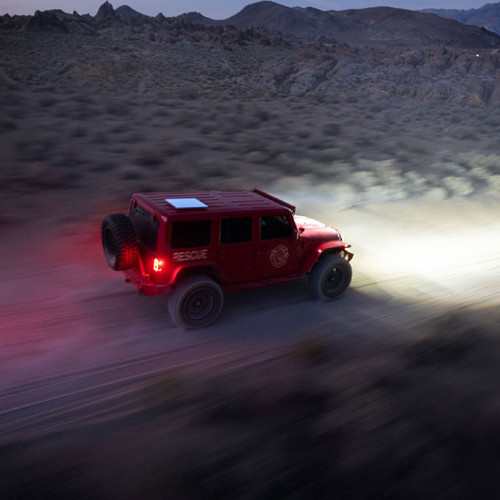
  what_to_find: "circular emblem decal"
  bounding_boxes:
[270,245,289,268]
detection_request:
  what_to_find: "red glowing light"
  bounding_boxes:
[153,258,164,272]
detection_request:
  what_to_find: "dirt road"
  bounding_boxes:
[1,196,499,439]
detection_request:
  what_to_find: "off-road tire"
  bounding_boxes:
[309,253,352,301]
[101,213,138,271]
[169,275,224,329]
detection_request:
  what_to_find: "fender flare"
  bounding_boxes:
[168,260,229,287]
[302,242,352,273]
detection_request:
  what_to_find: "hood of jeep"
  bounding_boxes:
[294,215,342,241]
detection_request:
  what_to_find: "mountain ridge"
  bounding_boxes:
[423,2,500,35]
[184,1,500,48]
[2,1,500,48]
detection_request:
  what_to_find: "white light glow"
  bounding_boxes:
[309,199,500,308]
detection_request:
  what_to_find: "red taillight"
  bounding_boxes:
[153,258,164,272]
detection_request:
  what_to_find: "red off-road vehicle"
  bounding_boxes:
[102,189,353,329]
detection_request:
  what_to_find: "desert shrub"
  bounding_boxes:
[154,106,170,117]
[171,109,197,127]
[456,152,500,175]
[451,126,479,141]
[89,161,116,172]
[105,99,130,117]
[317,148,343,162]
[354,136,375,148]
[176,86,199,100]
[120,167,144,180]
[198,162,230,178]
[322,123,342,136]
[0,118,17,131]
[252,106,273,122]
[209,141,232,152]
[408,330,483,366]
[442,176,474,197]
[431,159,468,177]
[369,177,408,202]
[329,161,352,179]
[488,175,500,190]
[296,129,311,139]
[410,310,495,356]
[110,123,131,134]
[379,142,399,157]
[93,132,109,144]
[119,132,145,144]
[422,187,447,202]
[407,140,430,155]
[70,125,86,138]
[243,113,268,129]
[13,162,78,189]
[38,95,57,108]
[244,151,271,163]
[234,134,269,155]
[134,148,163,168]
[14,132,56,162]
[199,122,217,135]
[468,166,490,181]
[467,166,491,190]
[369,104,383,113]
[404,171,429,196]
[351,170,378,190]
[305,133,328,150]
[177,138,205,151]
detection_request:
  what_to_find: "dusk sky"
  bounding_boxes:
[0,1,492,18]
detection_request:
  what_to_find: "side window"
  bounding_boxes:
[171,220,211,249]
[261,215,292,240]
[220,217,252,244]
[129,205,159,251]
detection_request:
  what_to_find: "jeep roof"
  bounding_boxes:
[130,189,296,218]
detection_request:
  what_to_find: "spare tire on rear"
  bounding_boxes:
[101,213,138,271]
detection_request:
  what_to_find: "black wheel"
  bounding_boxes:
[168,275,224,329]
[101,213,138,271]
[309,254,352,301]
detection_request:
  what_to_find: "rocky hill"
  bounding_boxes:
[423,2,500,36]
[191,1,500,48]
[2,2,500,106]
[2,1,500,49]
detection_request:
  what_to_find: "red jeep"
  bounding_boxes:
[102,189,353,329]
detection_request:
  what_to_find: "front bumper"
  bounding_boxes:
[341,247,354,262]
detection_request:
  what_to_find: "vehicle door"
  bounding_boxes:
[254,213,298,280]
[217,216,255,285]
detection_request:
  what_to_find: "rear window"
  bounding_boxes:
[129,205,159,251]
[220,217,252,244]
[171,220,211,249]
